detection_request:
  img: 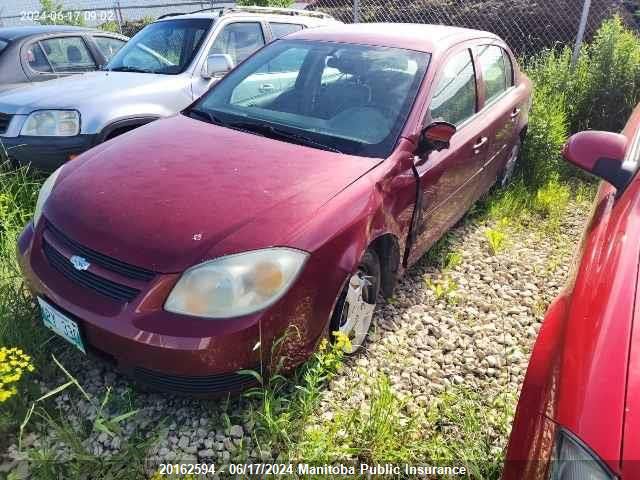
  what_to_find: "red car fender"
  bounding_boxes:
[503,294,569,480]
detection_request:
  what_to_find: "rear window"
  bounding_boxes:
[270,23,303,39]
[0,40,8,56]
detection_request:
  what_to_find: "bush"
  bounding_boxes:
[514,16,640,196]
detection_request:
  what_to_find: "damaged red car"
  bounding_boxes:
[17,23,531,394]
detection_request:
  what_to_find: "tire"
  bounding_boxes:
[497,136,522,188]
[329,249,381,354]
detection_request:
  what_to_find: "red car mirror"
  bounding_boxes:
[563,130,630,190]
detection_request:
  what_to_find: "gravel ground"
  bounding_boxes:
[1,202,590,476]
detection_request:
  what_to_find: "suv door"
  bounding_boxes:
[407,45,489,265]
[473,44,519,192]
[191,21,266,98]
[22,36,97,82]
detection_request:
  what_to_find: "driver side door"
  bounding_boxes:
[407,45,489,265]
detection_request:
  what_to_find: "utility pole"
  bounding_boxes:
[353,0,360,23]
[571,0,591,67]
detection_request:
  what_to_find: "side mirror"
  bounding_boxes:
[202,54,234,80]
[416,121,456,156]
[563,131,630,190]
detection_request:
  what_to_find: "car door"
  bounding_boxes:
[22,35,98,83]
[472,44,519,193]
[407,44,490,265]
[191,21,267,99]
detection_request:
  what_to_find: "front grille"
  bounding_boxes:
[133,367,258,395]
[0,113,12,134]
[44,220,155,282]
[43,239,141,302]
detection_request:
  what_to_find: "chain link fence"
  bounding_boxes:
[0,0,637,55]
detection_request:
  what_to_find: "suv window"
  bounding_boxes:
[430,49,476,126]
[38,37,96,72]
[93,36,126,61]
[106,19,212,75]
[477,45,508,103]
[270,22,303,39]
[210,22,265,65]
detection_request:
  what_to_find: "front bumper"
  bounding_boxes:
[2,134,97,172]
[17,220,333,395]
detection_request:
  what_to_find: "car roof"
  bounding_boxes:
[155,6,336,27]
[0,25,96,42]
[287,23,500,53]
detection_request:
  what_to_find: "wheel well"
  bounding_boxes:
[369,234,400,298]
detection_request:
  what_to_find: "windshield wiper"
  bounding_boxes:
[186,108,223,125]
[227,121,343,154]
[108,66,154,73]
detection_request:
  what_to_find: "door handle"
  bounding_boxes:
[510,108,521,119]
[473,137,488,152]
[259,83,275,93]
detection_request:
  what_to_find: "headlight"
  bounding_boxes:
[165,248,309,318]
[21,110,80,136]
[549,428,617,479]
[33,167,63,226]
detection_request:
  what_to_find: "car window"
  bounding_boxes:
[231,47,307,103]
[503,49,514,87]
[430,49,476,126]
[477,45,508,103]
[269,22,303,39]
[93,36,126,61]
[24,42,53,72]
[209,22,265,65]
[194,39,430,158]
[38,37,96,72]
[107,19,212,75]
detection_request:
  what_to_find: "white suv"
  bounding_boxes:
[0,6,339,170]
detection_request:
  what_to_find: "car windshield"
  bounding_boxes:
[189,39,430,157]
[106,18,212,74]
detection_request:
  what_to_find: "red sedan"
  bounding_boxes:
[18,24,530,394]
[503,104,640,478]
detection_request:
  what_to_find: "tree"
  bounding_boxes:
[236,0,295,7]
[37,0,85,26]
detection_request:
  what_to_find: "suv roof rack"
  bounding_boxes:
[160,5,333,20]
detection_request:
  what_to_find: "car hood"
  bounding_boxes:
[0,71,184,114]
[46,114,379,273]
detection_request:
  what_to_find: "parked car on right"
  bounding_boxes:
[503,103,640,479]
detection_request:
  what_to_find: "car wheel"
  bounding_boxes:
[498,137,522,188]
[330,249,381,354]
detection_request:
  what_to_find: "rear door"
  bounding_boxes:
[473,44,519,193]
[407,44,489,264]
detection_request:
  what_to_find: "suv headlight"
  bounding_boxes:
[21,110,80,136]
[549,429,617,479]
[33,166,63,226]
[165,248,309,318]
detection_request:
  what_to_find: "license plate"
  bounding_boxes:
[38,298,86,354]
